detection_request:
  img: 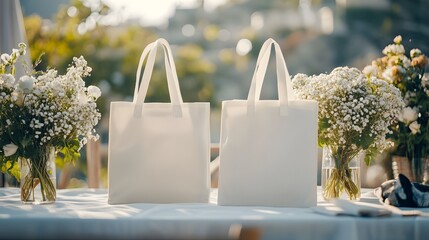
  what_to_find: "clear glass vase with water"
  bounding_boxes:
[321,146,361,200]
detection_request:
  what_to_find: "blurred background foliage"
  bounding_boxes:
[23,0,216,117]
[17,0,429,187]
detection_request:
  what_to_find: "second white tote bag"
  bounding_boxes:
[108,39,210,204]
[218,38,318,207]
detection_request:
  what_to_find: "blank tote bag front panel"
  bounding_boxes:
[218,39,318,207]
[108,39,210,204]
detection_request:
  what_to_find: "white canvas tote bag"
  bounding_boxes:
[108,39,210,204]
[218,38,318,207]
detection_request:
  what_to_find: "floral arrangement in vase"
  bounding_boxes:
[363,35,429,183]
[0,43,101,204]
[293,67,404,200]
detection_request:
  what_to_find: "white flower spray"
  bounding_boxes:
[293,67,404,199]
[363,35,429,160]
[0,44,101,183]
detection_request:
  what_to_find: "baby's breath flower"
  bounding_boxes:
[0,74,16,88]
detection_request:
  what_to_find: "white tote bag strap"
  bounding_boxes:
[133,42,156,102]
[159,38,184,110]
[133,39,183,117]
[247,38,295,116]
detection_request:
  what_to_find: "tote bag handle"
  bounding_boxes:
[247,38,295,116]
[133,41,155,103]
[133,39,183,117]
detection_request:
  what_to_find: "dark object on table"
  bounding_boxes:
[0,173,3,187]
[376,174,429,208]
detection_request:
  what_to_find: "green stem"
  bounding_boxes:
[323,146,361,200]
[20,147,56,203]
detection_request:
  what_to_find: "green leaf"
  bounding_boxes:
[364,148,377,166]
[319,117,330,129]
[356,131,373,150]
[0,160,20,181]
[56,139,81,168]
[8,161,20,181]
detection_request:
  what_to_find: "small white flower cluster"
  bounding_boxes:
[293,67,404,152]
[0,74,16,88]
[22,56,101,149]
[0,44,101,179]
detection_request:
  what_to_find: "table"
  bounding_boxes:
[0,188,428,240]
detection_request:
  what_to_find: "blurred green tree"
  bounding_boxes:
[24,0,215,115]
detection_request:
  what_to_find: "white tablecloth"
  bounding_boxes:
[0,188,428,240]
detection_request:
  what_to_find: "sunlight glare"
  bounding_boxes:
[102,0,226,26]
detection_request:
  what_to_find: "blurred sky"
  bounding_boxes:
[103,0,226,26]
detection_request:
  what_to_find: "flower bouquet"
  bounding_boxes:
[293,67,403,200]
[0,44,101,204]
[363,35,429,183]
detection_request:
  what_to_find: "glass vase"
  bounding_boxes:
[19,147,56,204]
[321,146,361,200]
[412,157,429,185]
[393,156,429,184]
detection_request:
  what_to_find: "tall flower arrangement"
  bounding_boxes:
[0,44,101,202]
[293,67,404,199]
[363,35,429,160]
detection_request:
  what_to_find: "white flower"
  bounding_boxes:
[18,75,36,93]
[422,75,429,88]
[363,65,377,76]
[398,107,418,124]
[1,54,11,64]
[3,143,18,157]
[400,55,411,68]
[11,91,24,106]
[0,74,16,88]
[410,48,422,58]
[18,43,26,51]
[12,49,21,57]
[382,44,405,55]
[382,68,395,83]
[393,35,402,44]
[409,121,421,134]
[87,85,101,100]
